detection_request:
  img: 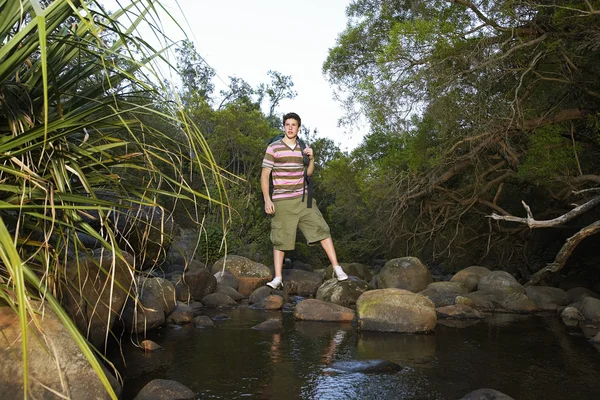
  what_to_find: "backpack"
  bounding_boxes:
[267,134,314,208]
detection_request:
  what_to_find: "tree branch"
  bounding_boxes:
[528,220,600,286]
[488,196,600,228]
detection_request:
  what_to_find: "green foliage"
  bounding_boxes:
[0,1,227,397]
[517,125,580,184]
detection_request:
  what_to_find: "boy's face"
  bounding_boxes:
[283,118,300,139]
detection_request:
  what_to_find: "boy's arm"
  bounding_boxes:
[261,167,275,214]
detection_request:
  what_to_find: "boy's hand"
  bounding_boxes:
[264,198,275,214]
[303,147,314,160]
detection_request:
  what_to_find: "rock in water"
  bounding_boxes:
[459,388,515,400]
[328,359,402,374]
[140,340,162,352]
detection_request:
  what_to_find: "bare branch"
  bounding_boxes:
[488,196,600,228]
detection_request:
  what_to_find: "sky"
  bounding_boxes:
[153,0,367,151]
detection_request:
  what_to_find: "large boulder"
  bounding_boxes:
[580,296,600,321]
[293,299,355,322]
[419,281,470,307]
[211,255,271,296]
[356,288,436,333]
[60,249,134,347]
[249,286,289,306]
[182,267,217,301]
[120,291,165,334]
[164,228,200,266]
[316,277,372,308]
[138,276,177,315]
[450,266,491,292]
[0,306,121,399]
[525,286,569,311]
[477,271,525,295]
[377,257,432,292]
[466,290,536,313]
[282,269,323,296]
[567,287,599,303]
[436,304,485,319]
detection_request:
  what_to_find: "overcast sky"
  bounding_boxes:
[151,0,366,151]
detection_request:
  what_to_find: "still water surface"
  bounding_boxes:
[111,308,600,399]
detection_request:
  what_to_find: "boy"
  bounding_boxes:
[261,112,348,289]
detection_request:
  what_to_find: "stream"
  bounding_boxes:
[110,307,600,399]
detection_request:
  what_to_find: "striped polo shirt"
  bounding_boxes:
[262,139,305,201]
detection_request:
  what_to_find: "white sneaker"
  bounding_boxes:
[266,276,282,289]
[333,266,348,281]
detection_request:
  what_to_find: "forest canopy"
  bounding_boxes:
[318,0,600,282]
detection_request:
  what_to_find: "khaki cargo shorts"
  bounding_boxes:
[270,197,331,251]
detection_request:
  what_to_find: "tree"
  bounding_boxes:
[324,0,600,276]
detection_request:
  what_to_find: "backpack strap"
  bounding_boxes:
[297,139,313,208]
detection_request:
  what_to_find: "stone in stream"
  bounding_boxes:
[459,388,515,400]
[140,340,162,352]
[193,315,216,328]
[327,359,402,374]
[252,319,283,331]
[133,379,195,400]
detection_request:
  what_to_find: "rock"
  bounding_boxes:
[436,304,485,319]
[437,319,482,328]
[477,271,525,294]
[214,284,244,301]
[108,196,175,270]
[211,313,230,321]
[567,287,599,303]
[466,290,536,313]
[328,359,402,374]
[450,266,491,292]
[590,332,600,343]
[211,255,271,296]
[356,288,436,333]
[0,306,121,399]
[465,290,500,311]
[281,269,323,296]
[261,295,284,310]
[580,296,600,321]
[201,293,237,308]
[459,388,515,400]
[325,263,373,282]
[140,340,162,352]
[165,228,200,267]
[249,285,289,305]
[377,257,432,292]
[525,286,569,311]
[455,296,475,307]
[252,319,283,331]
[121,291,165,334]
[214,270,239,290]
[60,249,134,347]
[192,315,215,328]
[501,292,537,313]
[166,302,194,324]
[293,299,355,322]
[316,277,372,308]
[133,379,195,400]
[419,281,469,307]
[138,276,177,315]
[560,306,584,320]
[183,267,217,301]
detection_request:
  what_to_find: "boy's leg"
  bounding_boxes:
[320,237,348,281]
[267,248,285,288]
